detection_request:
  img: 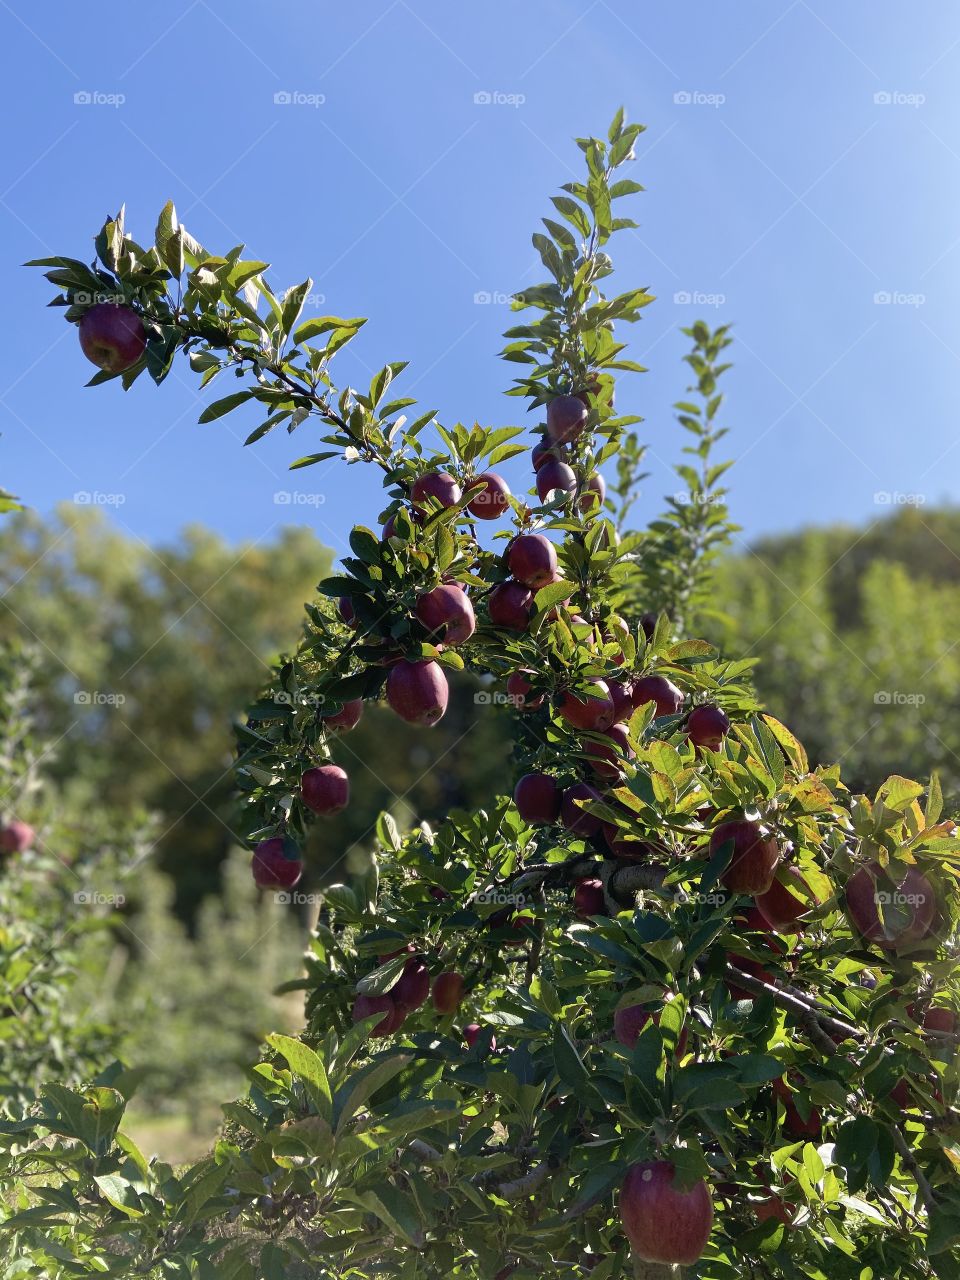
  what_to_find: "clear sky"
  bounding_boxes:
[2,1,959,565]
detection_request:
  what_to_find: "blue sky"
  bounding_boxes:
[3,1,960,565]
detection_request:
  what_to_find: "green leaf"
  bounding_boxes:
[198,391,253,424]
[266,1034,332,1121]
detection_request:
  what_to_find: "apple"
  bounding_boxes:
[251,837,303,889]
[536,458,577,503]
[467,471,511,520]
[488,581,534,631]
[514,772,561,825]
[711,819,781,896]
[687,704,731,750]
[756,866,818,932]
[546,394,589,444]
[640,612,657,641]
[772,1077,822,1140]
[614,995,688,1055]
[382,508,422,541]
[337,596,357,628]
[532,436,562,471]
[755,1195,794,1226]
[301,765,349,816]
[78,302,146,372]
[464,1023,496,1051]
[352,993,405,1037]
[0,819,35,853]
[607,679,634,723]
[560,781,605,837]
[506,670,545,711]
[386,659,449,726]
[924,1006,957,1034]
[389,957,430,1012]
[619,1161,713,1266]
[323,698,363,732]
[578,472,606,513]
[573,877,606,919]
[632,675,684,718]
[416,584,476,645]
[558,680,615,732]
[411,471,462,512]
[508,534,558,589]
[585,722,634,779]
[432,971,464,1014]
[845,861,937,951]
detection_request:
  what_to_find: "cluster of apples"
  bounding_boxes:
[349,944,487,1047]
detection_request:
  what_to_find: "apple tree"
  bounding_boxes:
[5,111,960,1280]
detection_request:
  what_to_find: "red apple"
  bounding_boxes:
[640,612,657,641]
[772,1077,822,1140]
[632,675,684,718]
[382,508,421,541]
[536,459,577,502]
[756,866,818,932]
[546,394,589,445]
[508,533,558,589]
[755,1195,794,1226]
[687,704,731,750]
[389,957,430,1012]
[337,596,357,628]
[301,765,349,816]
[506,670,545,711]
[386,660,449,726]
[323,698,363,732]
[251,837,303,889]
[464,1023,496,1051]
[619,1161,713,1266]
[532,436,562,471]
[924,1006,957,1034]
[578,472,606,513]
[488,581,534,631]
[467,471,511,520]
[411,471,462,512]
[558,680,615,732]
[614,996,688,1055]
[845,861,938,951]
[711,819,781,896]
[573,877,606,919]
[560,782,605,837]
[432,971,464,1014]
[0,819,35,853]
[352,992,405,1036]
[78,302,146,372]
[514,773,561,825]
[585,722,634,779]
[416,584,476,646]
[607,679,634,723]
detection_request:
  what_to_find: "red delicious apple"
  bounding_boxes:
[467,471,511,520]
[389,957,430,1012]
[411,471,462,512]
[352,992,405,1036]
[585,722,634,779]
[619,1161,713,1266]
[607,679,634,723]
[558,680,615,732]
[924,1006,957,1034]
[322,698,363,732]
[386,659,449,726]
[573,877,606,919]
[532,436,562,471]
[464,1022,496,1050]
[632,674,684,718]
[772,1077,822,1140]
[845,861,937,951]
[640,612,657,641]
[536,458,577,502]
[488,581,534,631]
[301,765,349,816]
[560,782,605,837]
[337,596,357,628]
[0,819,35,853]
[687,704,731,750]
[508,533,558,588]
[506,670,545,711]
[614,995,689,1055]
[755,1195,794,1226]
[416,583,476,645]
[711,819,781,896]
[432,971,464,1014]
[251,837,303,889]
[578,472,606,513]
[514,772,561,825]
[546,394,589,444]
[756,866,818,932]
[382,508,422,541]
[78,302,146,372]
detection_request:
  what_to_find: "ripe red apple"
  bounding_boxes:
[514,772,561,825]
[558,680,615,732]
[560,782,605,837]
[352,992,405,1036]
[545,394,589,444]
[845,861,937,951]
[578,472,606,513]
[78,302,146,372]
[614,996,688,1055]
[772,1077,822,1140]
[607,679,634,723]
[756,866,818,932]
[924,1006,957,1034]
[467,471,511,520]
[464,1023,496,1051]
[432,971,464,1014]
[389,957,430,1012]
[755,1195,794,1226]
[251,837,303,889]
[323,698,363,732]
[411,471,462,512]
[640,612,657,641]
[508,533,558,589]
[488,581,534,631]
[506,670,545,711]
[532,436,562,471]
[382,508,422,541]
[337,596,357,627]
[0,819,35,853]
[632,674,684,718]
[573,877,606,919]
[301,765,350,816]
[711,819,781,896]
[536,458,577,503]
[619,1161,713,1266]
[687,704,731,750]
[386,659,449,726]
[585,722,634,779]
[416,583,476,645]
